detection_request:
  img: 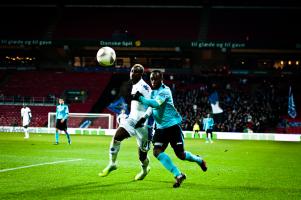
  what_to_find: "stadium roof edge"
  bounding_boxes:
[1,4,301,9]
[64,5,204,8]
[0,4,56,7]
[212,6,301,9]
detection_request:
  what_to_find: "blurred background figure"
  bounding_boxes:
[55,98,71,145]
[203,113,214,143]
[192,120,201,138]
[21,103,32,139]
[116,109,128,127]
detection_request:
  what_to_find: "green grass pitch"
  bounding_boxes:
[0,133,301,200]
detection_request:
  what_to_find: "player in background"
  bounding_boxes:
[99,64,153,181]
[192,120,201,138]
[203,113,214,143]
[134,70,207,188]
[55,98,71,145]
[116,109,128,127]
[21,103,32,139]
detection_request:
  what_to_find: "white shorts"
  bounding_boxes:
[22,119,30,127]
[119,117,152,152]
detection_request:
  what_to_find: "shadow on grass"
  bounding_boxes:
[2,179,301,200]
[2,179,157,199]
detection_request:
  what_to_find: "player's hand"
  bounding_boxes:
[61,119,65,123]
[135,117,146,128]
[132,91,143,101]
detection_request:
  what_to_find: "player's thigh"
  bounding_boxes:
[114,127,131,141]
[56,120,66,131]
[22,119,29,127]
[61,120,68,131]
[135,126,151,152]
[169,125,185,153]
[119,117,137,137]
[152,128,169,150]
[55,119,61,129]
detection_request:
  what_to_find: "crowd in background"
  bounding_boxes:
[171,74,289,133]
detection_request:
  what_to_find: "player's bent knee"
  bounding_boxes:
[175,152,186,160]
[174,146,185,160]
[153,148,162,158]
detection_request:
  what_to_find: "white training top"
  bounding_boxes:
[21,107,32,125]
[129,78,151,120]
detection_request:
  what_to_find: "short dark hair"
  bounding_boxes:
[151,70,163,79]
[132,64,144,74]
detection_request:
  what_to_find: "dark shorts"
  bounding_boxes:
[152,124,184,150]
[56,119,67,131]
[206,129,213,134]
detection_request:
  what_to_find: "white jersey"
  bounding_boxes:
[129,79,151,120]
[119,79,152,151]
[21,107,32,126]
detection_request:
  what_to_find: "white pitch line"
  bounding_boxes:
[0,158,83,173]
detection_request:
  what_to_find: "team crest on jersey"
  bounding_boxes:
[143,85,150,91]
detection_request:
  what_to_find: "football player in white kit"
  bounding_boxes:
[116,109,128,127]
[99,64,153,181]
[21,103,32,139]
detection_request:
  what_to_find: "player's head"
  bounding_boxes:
[58,97,64,105]
[22,103,26,108]
[130,64,144,84]
[120,109,125,114]
[150,70,163,89]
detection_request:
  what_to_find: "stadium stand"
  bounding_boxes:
[0,105,53,127]
[0,71,111,103]
[0,2,300,133]
[0,71,112,126]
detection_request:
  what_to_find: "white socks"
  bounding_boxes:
[24,128,29,138]
[109,140,121,165]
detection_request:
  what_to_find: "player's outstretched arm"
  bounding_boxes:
[139,96,160,108]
